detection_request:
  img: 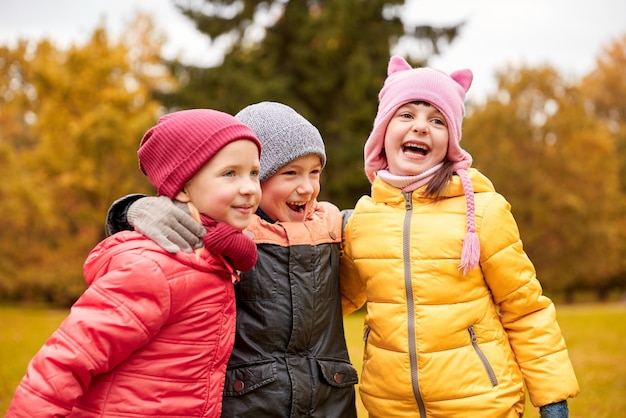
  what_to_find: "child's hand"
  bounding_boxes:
[128,196,205,253]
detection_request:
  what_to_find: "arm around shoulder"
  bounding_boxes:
[105,193,147,236]
[109,195,205,253]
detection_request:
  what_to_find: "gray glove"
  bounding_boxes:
[127,196,205,253]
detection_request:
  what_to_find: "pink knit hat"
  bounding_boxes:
[364,56,479,274]
[138,109,261,198]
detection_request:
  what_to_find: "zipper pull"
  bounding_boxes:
[403,191,412,210]
[468,325,477,343]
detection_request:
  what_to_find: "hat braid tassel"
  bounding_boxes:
[458,169,480,275]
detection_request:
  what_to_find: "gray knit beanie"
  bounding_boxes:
[235,101,326,182]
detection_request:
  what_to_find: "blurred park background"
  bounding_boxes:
[1,0,625,416]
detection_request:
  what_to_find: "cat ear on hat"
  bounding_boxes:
[388,55,412,75]
[450,69,473,93]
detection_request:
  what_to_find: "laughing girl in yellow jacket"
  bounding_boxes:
[340,56,579,418]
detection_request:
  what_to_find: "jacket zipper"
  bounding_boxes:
[403,192,427,417]
[468,325,498,386]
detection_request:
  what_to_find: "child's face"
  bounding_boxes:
[383,102,449,176]
[258,154,322,223]
[176,139,261,230]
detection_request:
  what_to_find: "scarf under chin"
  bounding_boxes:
[375,162,443,192]
[199,214,258,272]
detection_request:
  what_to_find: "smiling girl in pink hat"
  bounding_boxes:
[340,56,579,418]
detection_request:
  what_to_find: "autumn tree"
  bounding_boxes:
[463,66,622,300]
[160,0,462,208]
[0,15,171,305]
[580,34,626,295]
[581,35,626,189]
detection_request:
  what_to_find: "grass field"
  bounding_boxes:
[1,303,625,416]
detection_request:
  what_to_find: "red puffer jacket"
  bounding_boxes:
[7,231,237,417]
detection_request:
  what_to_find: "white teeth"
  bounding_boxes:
[403,143,428,154]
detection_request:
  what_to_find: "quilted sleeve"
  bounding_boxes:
[340,210,367,316]
[6,252,171,417]
[479,193,579,407]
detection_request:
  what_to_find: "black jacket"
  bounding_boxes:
[222,202,357,418]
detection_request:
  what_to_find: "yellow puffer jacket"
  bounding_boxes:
[341,169,579,418]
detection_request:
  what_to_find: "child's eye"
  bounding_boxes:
[224,170,236,177]
[400,112,413,119]
[310,169,321,176]
[432,118,445,125]
[251,169,260,177]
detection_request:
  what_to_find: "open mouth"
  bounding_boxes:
[403,142,429,156]
[286,201,307,213]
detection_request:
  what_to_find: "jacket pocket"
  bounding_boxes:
[223,360,277,396]
[468,325,498,387]
[316,358,359,388]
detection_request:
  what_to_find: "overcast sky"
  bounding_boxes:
[2,0,625,102]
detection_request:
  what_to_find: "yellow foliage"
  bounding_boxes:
[0,14,171,305]
[464,63,622,294]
